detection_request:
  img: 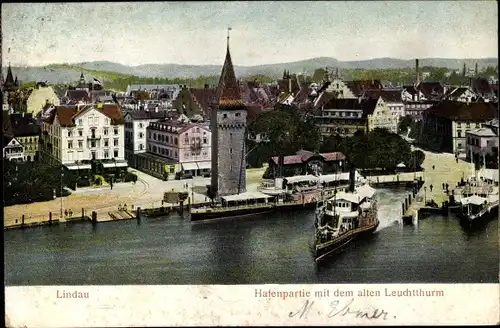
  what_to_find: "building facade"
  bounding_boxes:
[314,98,368,138]
[9,113,41,161]
[136,120,212,180]
[3,136,24,162]
[26,86,61,116]
[366,97,398,133]
[420,101,498,156]
[123,110,169,168]
[465,119,499,167]
[40,103,127,186]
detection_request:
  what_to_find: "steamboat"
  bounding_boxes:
[457,184,499,228]
[313,167,379,262]
[190,170,366,222]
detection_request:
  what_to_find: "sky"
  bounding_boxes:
[2,1,498,67]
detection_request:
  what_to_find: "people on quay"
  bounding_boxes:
[430,184,433,192]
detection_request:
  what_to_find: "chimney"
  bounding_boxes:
[348,164,356,193]
[475,63,478,76]
[288,76,292,94]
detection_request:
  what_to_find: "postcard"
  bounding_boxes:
[3,1,499,327]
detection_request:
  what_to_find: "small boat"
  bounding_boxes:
[313,168,379,262]
[457,192,499,228]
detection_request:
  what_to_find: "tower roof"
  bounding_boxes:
[5,63,15,86]
[216,30,246,111]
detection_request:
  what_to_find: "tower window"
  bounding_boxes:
[235,113,241,117]
[223,114,227,119]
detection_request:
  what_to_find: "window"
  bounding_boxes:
[153,133,157,140]
[105,119,109,125]
[94,117,99,125]
[114,128,119,135]
[78,140,83,148]
[148,144,151,151]
[203,137,207,144]
[139,132,144,138]
[235,113,240,117]
[114,149,119,158]
[67,130,72,137]
[104,139,109,147]
[161,135,165,142]
[196,128,200,132]
[148,132,151,139]
[174,151,178,158]
[88,117,92,125]
[78,130,83,136]
[68,141,73,148]
[91,141,96,148]
[140,144,144,150]
[223,114,227,119]
[114,138,119,146]
[104,128,109,135]
[78,119,83,126]
[139,123,143,128]
[191,152,195,156]
[174,137,178,145]
[104,150,109,158]
[153,146,157,152]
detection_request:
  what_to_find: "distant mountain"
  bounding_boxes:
[3,57,498,84]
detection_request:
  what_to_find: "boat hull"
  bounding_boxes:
[314,222,379,262]
[190,202,316,222]
[457,203,499,228]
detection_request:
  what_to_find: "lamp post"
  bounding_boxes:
[424,186,427,204]
[60,165,64,219]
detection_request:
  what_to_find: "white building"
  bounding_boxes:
[360,89,405,124]
[444,86,479,103]
[40,103,127,178]
[123,110,170,167]
[465,119,499,166]
[366,97,398,133]
[3,136,24,162]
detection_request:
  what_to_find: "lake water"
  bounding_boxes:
[4,188,498,285]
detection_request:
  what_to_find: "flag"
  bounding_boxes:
[93,78,103,86]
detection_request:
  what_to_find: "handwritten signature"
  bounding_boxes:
[289,298,392,320]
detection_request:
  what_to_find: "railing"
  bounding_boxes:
[191,199,306,213]
[316,224,377,249]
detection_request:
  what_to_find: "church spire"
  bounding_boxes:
[5,62,15,86]
[216,27,245,110]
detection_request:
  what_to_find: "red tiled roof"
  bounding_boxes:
[320,152,346,161]
[66,89,90,102]
[271,150,346,165]
[216,45,245,110]
[363,89,402,103]
[190,88,217,115]
[425,101,498,121]
[43,104,124,126]
[417,82,444,99]
[345,80,383,96]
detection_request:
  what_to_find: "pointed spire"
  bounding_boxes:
[14,76,18,86]
[5,62,15,86]
[216,28,245,110]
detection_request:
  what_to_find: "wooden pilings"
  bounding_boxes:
[136,207,141,225]
[49,212,52,226]
[91,211,97,225]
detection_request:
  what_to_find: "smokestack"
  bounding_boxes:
[348,164,356,193]
[415,59,420,101]
[415,59,420,85]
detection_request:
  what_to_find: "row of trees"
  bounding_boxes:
[247,105,425,173]
[3,160,68,206]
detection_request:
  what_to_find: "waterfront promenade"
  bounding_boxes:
[3,167,267,227]
[403,147,475,218]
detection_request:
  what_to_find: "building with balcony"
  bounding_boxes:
[8,113,41,161]
[3,136,25,162]
[135,120,212,180]
[40,103,127,187]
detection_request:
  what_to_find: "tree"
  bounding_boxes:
[404,150,425,171]
[398,115,414,135]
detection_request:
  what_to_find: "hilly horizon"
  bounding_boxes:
[3,56,498,85]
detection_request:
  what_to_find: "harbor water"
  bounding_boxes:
[4,188,498,285]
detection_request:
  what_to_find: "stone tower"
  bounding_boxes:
[210,29,247,199]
